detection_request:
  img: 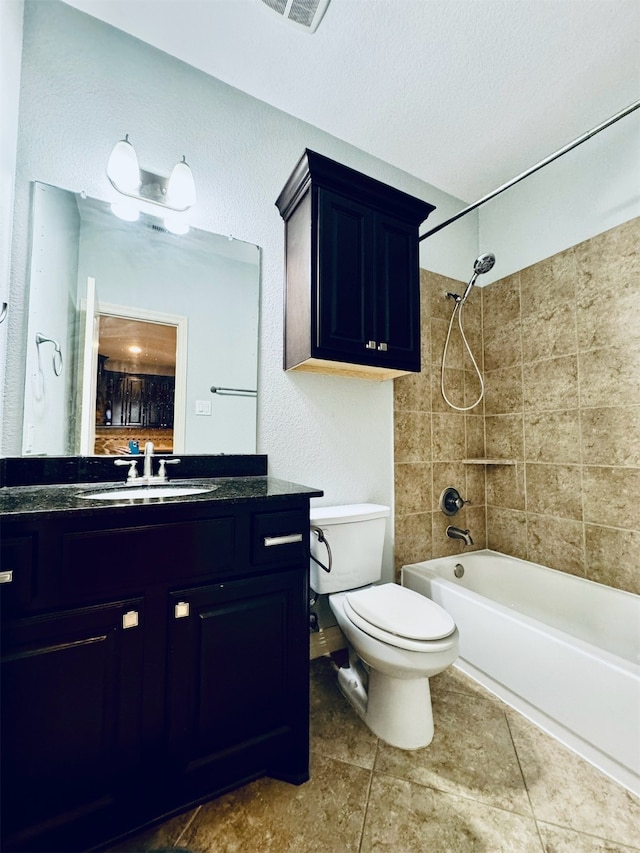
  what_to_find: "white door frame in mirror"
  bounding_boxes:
[79,290,187,455]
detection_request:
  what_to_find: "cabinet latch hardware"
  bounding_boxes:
[377,342,388,351]
[174,601,190,619]
[0,570,14,584]
[365,340,377,350]
[264,533,303,547]
[122,610,139,629]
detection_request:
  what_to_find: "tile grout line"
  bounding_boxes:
[503,710,547,852]
[357,738,380,853]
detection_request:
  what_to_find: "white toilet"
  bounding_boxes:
[310,503,459,750]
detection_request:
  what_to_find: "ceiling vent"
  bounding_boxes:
[258,0,331,33]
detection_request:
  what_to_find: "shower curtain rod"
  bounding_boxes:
[418,97,640,242]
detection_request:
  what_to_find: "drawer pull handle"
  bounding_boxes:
[122,610,139,629]
[0,571,13,584]
[175,601,190,619]
[264,533,303,547]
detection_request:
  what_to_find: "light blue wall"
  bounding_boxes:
[479,106,640,282]
[4,0,475,581]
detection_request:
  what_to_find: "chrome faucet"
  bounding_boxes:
[114,441,181,484]
[143,441,155,479]
[446,525,474,546]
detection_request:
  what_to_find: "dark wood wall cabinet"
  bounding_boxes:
[0,485,318,852]
[276,149,436,381]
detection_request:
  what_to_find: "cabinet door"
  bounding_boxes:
[1,598,144,845]
[374,211,421,371]
[166,570,309,791]
[316,187,374,360]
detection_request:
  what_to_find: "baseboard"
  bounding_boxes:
[309,625,346,660]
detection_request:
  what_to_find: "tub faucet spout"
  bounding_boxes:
[446,525,474,546]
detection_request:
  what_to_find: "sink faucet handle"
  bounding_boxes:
[157,458,181,481]
[114,458,139,480]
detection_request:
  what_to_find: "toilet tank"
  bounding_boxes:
[309,504,390,595]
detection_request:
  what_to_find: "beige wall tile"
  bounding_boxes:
[484,366,523,415]
[394,370,430,412]
[394,410,431,463]
[520,247,577,317]
[464,463,486,507]
[585,524,640,594]
[526,514,586,576]
[432,413,467,461]
[523,355,578,412]
[524,410,581,463]
[483,318,522,371]
[574,217,639,295]
[394,463,432,516]
[582,466,640,530]
[579,344,640,409]
[395,220,640,595]
[465,415,485,458]
[485,414,524,461]
[581,405,640,467]
[486,463,525,511]
[394,512,433,572]
[483,272,521,334]
[524,463,583,520]
[486,507,528,558]
[521,302,577,363]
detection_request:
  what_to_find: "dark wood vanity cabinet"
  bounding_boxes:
[276,149,436,380]
[0,495,312,852]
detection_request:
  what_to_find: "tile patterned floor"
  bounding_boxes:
[109,657,640,853]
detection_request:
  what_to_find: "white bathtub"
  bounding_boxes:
[402,550,640,797]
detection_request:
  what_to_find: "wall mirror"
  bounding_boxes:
[22,182,260,456]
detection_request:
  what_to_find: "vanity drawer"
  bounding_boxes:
[0,535,36,614]
[61,516,236,600]
[251,509,309,567]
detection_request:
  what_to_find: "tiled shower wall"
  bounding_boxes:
[394,217,640,595]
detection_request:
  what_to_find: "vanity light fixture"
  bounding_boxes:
[106,135,196,232]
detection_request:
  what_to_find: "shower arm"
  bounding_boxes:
[419,98,640,242]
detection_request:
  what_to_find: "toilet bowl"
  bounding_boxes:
[329,584,458,748]
[310,504,459,750]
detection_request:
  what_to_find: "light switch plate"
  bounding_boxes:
[195,400,211,415]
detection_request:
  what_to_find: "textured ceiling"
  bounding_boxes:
[62,0,640,202]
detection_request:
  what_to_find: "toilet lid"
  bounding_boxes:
[345,584,455,641]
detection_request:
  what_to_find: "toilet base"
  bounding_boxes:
[337,657,434,750]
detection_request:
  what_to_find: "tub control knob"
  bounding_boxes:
[439,487,470,516]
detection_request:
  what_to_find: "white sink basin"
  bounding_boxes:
[80,485,216,501]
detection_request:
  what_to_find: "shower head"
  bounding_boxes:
[460,252,496,303]
[473,252,496,275]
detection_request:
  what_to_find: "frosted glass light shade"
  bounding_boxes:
[107,136,141,193]
[167,157,196,209]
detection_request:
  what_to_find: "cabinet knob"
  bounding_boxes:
[122,610,139,629]
[0,570,13,584]
[365,340,377,350]
[377,342,388,352]
[174,601,190,619]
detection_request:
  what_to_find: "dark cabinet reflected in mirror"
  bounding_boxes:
[21,182,260,457]
[95,316,178,454]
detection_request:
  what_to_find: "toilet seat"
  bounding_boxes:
[343,584,456,652]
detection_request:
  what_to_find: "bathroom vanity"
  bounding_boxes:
[0,458,321,852]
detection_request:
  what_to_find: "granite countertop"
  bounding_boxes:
[0,476,323,519]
